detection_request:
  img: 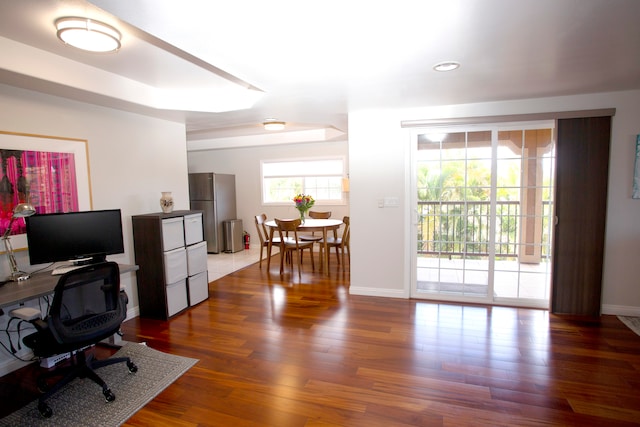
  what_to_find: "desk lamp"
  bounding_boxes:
[2,202,36,281]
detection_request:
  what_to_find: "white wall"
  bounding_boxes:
[187,140,350,243]
[349,90,640,315]
[0,84,189,374]
[1,82,638,375]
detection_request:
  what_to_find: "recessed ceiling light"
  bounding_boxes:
[55,17,121,53]
[433,61,460,72]
[263,119,285,131]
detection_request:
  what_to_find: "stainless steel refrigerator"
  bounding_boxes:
[188,173,237,253]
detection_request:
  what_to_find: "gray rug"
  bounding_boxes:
[0,342,198,426]
[618,316,640,337]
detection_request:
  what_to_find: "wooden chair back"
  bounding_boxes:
[320,216,350,271]
[254,213,268,246]
[255,213,280,268]
[308,211,331,219]
[274,218,314,278]
[275,218,301,242]
[342,216,350,245]
[302,211,332,241]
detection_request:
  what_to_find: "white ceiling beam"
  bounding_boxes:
[186,128,346,151]
[0,35,261,113]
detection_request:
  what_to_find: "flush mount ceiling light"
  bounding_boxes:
[433,61,460,72]
[263,119,286,131]
[55,17,122,53]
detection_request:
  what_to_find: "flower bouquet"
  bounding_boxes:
[293,194,315,223]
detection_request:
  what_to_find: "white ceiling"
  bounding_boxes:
[1,0,640,149]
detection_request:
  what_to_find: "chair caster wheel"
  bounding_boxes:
[127,361,138,373]
[103,389,116,402]
[38,402,53,418]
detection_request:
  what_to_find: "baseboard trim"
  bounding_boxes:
[349,286,408,299]
[126,306,140,320]
[0,351,32,377]
[601,304,640,316]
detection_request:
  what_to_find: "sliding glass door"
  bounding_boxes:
[411,123,555,308]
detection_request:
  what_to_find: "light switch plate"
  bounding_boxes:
[384,197,399,207]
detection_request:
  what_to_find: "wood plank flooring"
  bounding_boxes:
[3,252,640,426]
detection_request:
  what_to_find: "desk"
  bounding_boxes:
[0,264,138,312]
[265,219,342,276]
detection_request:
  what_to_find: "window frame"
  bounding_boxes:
[260,156,347,206]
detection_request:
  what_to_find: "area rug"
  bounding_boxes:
[0,342,198,426]
[618,316,640,337]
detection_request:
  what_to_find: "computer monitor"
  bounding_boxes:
[25,209,125,265]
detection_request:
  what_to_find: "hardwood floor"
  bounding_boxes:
[3,252,640,426]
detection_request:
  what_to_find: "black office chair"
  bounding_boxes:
[22,261,137,418]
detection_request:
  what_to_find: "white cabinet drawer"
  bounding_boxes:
[161,217,184,251]
[166,279,188,317]
[186,241,207,275]
[164,247,187,284]
[188,271,209,306]
[184,213,203,246]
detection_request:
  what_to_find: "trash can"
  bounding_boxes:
[223,219,244,253]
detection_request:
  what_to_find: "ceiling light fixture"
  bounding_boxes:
[263,119,285,131]
[55,17,122,53]
[433,61,460,72]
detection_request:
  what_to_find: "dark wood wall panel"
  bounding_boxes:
[551,116,611,316]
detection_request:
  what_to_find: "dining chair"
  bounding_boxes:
[254,213,281,268]
[319,216,350,271]
[274,218,315,278]
[308,211,331,219]
[299,210,332,243]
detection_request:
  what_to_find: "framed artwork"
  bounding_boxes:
[634,134,640,199]
[0,131,92,252]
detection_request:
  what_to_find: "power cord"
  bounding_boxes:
[0,264,54,286]
[1,322,36,362]
[27,263,55,276]
[5,317,17,354]
[2,305,43,362]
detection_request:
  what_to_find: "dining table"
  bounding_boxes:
[264,218,343,276]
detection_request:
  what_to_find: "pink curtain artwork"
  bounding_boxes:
[0,149,79,236]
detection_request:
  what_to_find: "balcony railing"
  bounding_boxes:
[417,201,552,259]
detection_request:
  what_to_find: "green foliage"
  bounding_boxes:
[417,151,518,257]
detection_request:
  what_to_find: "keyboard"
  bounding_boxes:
[51,265,82,275]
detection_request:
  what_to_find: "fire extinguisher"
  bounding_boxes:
[243,231,250,249]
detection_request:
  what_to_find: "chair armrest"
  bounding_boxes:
[120,290,128,305]
[31,318,49,332]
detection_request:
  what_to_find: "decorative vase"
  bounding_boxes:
[298,209,306,224]
[160,191,174,213]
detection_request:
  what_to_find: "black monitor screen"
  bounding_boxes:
[25,209,124,265]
